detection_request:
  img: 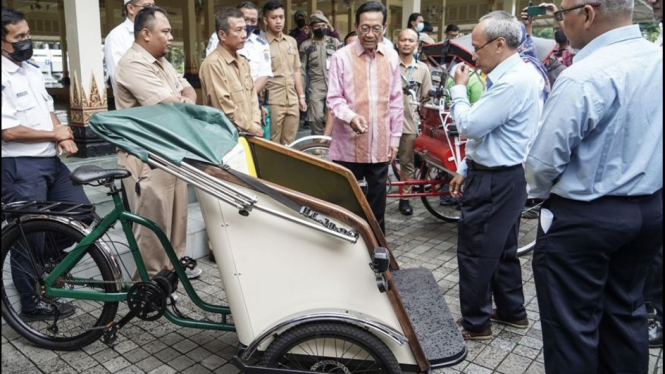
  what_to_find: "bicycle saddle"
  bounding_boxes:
[70,165,131,185]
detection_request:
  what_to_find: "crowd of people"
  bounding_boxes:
[1,0,662,373]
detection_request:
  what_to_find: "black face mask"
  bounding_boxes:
[295,18,306,28]
[313,28,326,38]
[3,38,33,62]
[246,25,257,35]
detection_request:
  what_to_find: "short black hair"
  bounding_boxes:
[554,30,568,44]
[423,21,434,33]
[445,24,459,33]
[236,1,258,11]
[263,1,284,17]
[1,6,25,40]
[216,7,245,34]
[133,6,168,39]
[406,12,421,29]
[355,1,386,26]
[343,31,357,45]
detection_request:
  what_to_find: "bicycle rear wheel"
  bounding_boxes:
[516,200,542,256]
[296,142,331,162]
[417,164,461,222]
[1,218,119,351]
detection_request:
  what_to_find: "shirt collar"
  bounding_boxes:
[487,52,521,84]
[132,42,158,64]
[122,18,134,33]
[1,56,22,73]
[353,39,387,57]
[399,56,417,68]
[265,32,283,43]
[573,25,642,63]
[217,45,238,64]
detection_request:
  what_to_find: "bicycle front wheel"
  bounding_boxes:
[1,218,119,351]
[297,142,332,162]
[517,200,542,256]
[417,164,461,222]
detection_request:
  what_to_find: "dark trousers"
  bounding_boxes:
[334,161,389,233]
[644,245,663,324]
[2,157,90,311]
[533,191,663,374]
[457,167,527,332]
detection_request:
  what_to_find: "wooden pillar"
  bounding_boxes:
[63,0,112,157]
[306,0,316,17]
[437,0,447,41]
[57,0,69,86]
[204,0,215,41]
[503,0,518,15]
[347,3,355,30]
[381,0,390,34]
[285,0,293,33]
[182,0,198,81]
[105,0,115,35]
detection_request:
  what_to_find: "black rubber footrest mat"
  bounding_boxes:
[391,267,466,367]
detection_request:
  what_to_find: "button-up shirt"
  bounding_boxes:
[525,25,663,201]
[104,18,134,94]
[450,53,540,177]
[1,56,56,157]
[205,32,273,82]
[264,32,301,106]
[400,58,432,134]
[199,45,261,132]
[114,43,191,109]
[326,41,404,163]
[299,36,341,96]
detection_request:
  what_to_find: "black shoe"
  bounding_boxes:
[20,300,76,322]
[399,200,413,216]
[649,319,663,348]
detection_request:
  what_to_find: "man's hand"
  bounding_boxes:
[53,125,73,142]
[349,115,368,134]
[57,139,78,157]
[261,106,268,120]
[248,122,265,137]
[454,64,470,86]
[520,7,532,26]
[449,173,465,199]
[539,2,559,17]
[299,97,307,112]
[388,146,398,163]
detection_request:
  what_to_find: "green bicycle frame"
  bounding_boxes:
[40,190,235,330]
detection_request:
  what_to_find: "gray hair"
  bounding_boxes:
[478,11,522,49]
[569,0,633,19]
[215,7,245,34]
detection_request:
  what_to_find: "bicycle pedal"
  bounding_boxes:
[102,325,119,346]
[179,256,197,270]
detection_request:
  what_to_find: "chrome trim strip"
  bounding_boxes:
[242,312,408,360]
[287,135,331,149]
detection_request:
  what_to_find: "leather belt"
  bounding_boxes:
[467,159,522,172]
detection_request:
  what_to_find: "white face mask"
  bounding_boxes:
[416,22,424,32]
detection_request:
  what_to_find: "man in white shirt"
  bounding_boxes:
[205,1,272,94]
[104,0,155,95]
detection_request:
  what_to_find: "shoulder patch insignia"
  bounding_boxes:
[264,51,270,62]
[257,36,268,45]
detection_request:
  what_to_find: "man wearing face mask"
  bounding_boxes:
[105,0,156,97]
[205,2,273,96]
[406,12,435,45]
[299,13,341,138]
[2,6,91,321]
[114,7,201,283]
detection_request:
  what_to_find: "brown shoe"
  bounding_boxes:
[490,309,528,329]
[457,318,492,340]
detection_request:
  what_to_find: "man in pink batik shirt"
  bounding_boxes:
[326,1,403,233]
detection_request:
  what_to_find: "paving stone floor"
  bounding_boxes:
[2,198,663,374]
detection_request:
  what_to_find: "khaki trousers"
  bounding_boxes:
[398,134,417,197]
[117,152,188,279]
[269,103,300,145]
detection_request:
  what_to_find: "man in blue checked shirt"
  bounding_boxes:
[525,0,663,373]
[447,11,540,341]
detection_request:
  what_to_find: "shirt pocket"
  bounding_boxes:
[13,94,39,126]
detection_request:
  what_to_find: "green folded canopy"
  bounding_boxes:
[89,103,239,166]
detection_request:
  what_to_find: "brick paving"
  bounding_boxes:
[2,198,663,374]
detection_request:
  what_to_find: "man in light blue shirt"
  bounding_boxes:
[525,0,663,372]
[448,11,540,340]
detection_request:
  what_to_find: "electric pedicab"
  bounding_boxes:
[1,103,467,373]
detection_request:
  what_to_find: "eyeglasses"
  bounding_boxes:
[473,37,499,53]
[358,25,384,35]
[554,2,601,21]
[133,3,155,8]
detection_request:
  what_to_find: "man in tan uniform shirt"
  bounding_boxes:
[200,7,262,136]
[262,1,306,145]
[114,6,202,280]
[396,28,432,216]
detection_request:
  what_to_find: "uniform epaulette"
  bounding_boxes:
[256,36,268,45]
[26,61,39,69]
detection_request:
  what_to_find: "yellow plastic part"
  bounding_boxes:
[238,137,257,177]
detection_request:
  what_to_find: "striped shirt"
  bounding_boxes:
[326,40,403,163]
